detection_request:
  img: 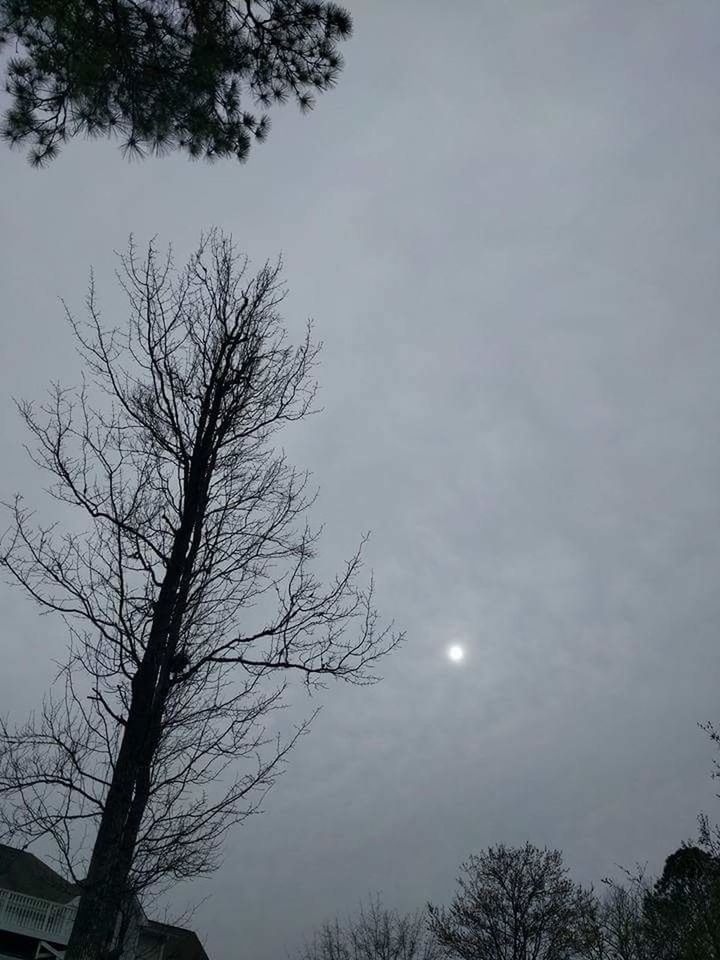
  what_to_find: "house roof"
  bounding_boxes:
[0,845,210,959]
[0,845,78,904]
[144,921,210,960]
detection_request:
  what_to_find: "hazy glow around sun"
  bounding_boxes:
[448,644,464,663]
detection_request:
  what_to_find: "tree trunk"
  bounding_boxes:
[65,427,212,958]
[64,711,150,958]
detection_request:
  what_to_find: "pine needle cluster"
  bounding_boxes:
[0,0,352,165]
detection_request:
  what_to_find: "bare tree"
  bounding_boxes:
[593,877,651,960]
[300,895,441,960]
[427,843,598,960]
[0,232,400,959]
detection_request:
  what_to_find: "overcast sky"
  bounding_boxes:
[2,1,720,957]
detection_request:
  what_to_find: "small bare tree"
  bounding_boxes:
[0,232,400,959]
[594,878,651,960]
[427,844,598,960]
[300,895,441,960]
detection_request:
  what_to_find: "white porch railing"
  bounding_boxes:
[0,887,77,944]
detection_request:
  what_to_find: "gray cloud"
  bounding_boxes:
[2,2,720,958]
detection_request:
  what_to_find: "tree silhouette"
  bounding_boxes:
[595,874,652,960]
[643,846,720,960]
[428,843,598,960]
[0,0,352,166]
[300,895,441,960]
[0,231,400,959]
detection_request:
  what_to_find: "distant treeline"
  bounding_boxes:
[298,836,720,960]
